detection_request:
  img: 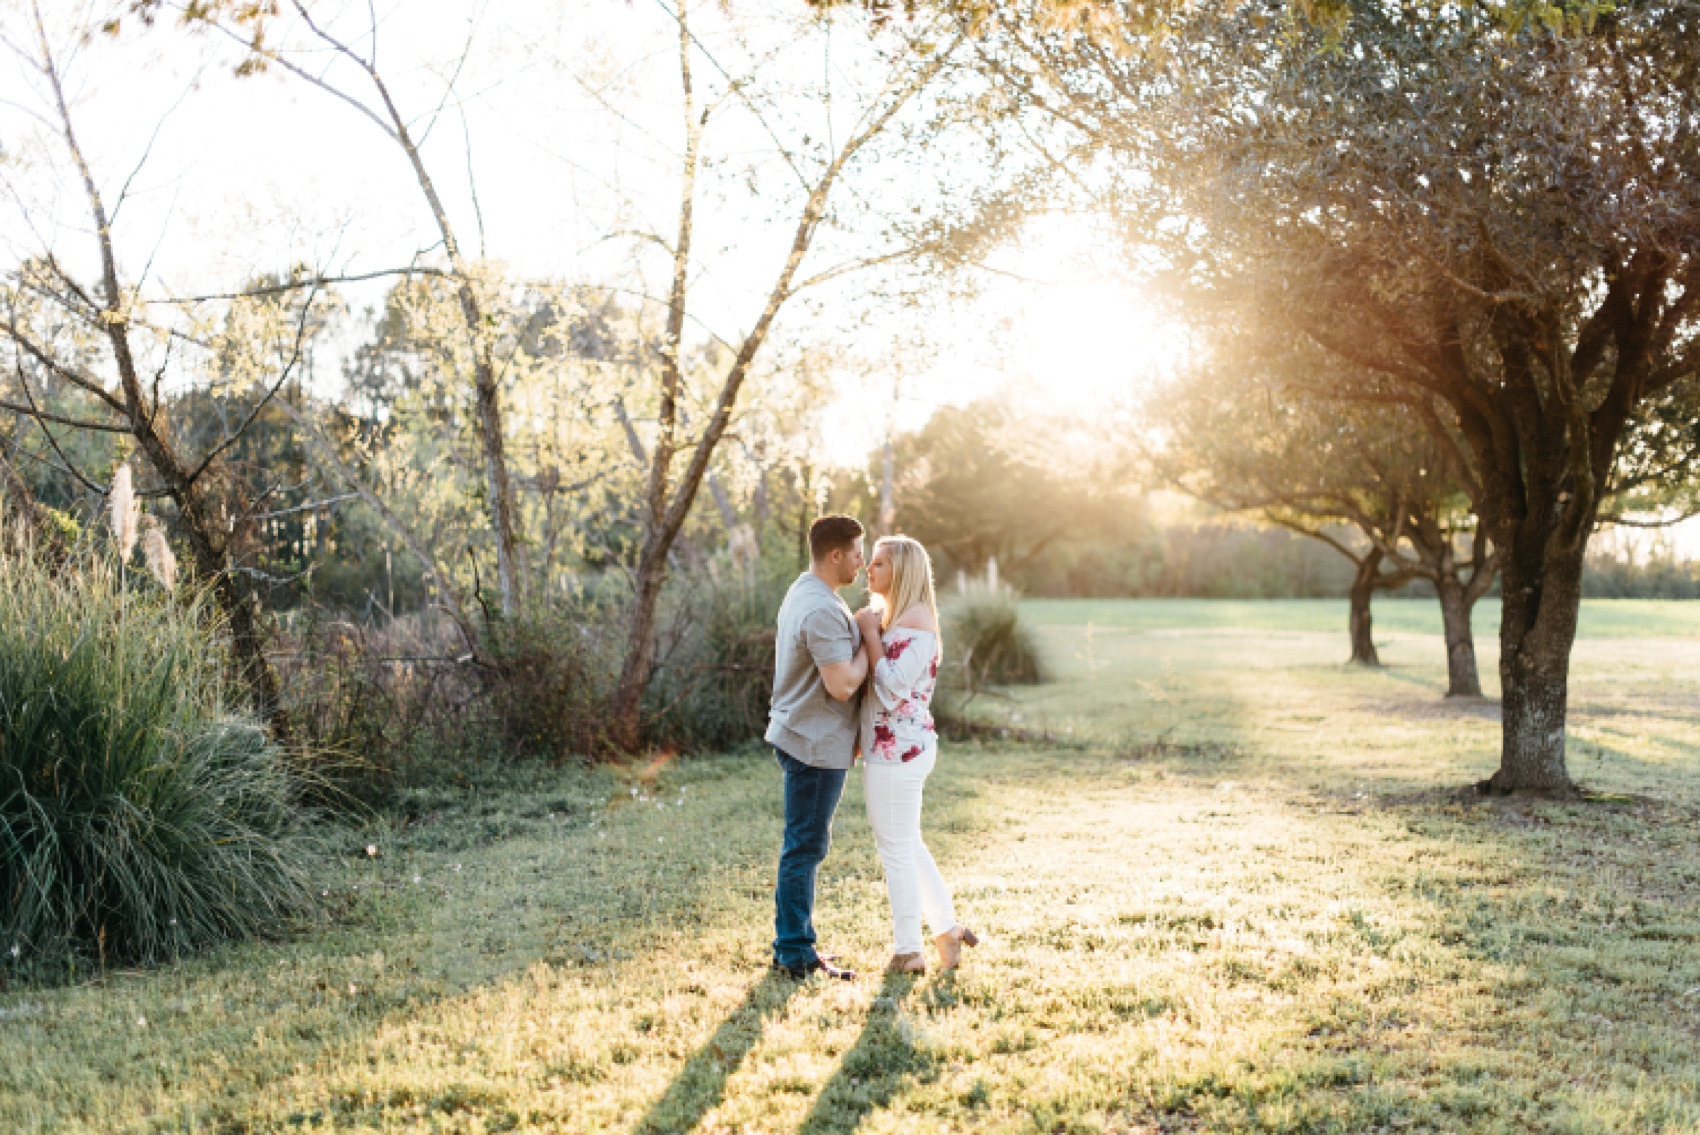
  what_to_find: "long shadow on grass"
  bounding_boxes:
[1366,664,1451,694]
[637,969,800,1135]
[794,973,939,1135]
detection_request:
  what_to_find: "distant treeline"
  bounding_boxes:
[1580,551,1700,600]
[997,525,1700,601]
[833,394,1700,603]
[1003,524,1357,600]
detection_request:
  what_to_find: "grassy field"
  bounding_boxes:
[4,599,1699,1133]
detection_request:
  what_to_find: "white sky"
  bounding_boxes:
[22,3,1681,554]
[0,0,1171,470]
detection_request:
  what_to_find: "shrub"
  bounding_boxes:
[279,598,622,782]
[647,563,785,752]
[276,610,458,799]
[481,604,618,759]
[281,564,782,768]
[943,582,1046,692]
[0,544,314,970]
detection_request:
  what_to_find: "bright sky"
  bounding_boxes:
[8,3,1696,557]
[0,0,1175,470]
[822,225,1179,464]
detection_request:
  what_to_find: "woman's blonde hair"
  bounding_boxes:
[874,535,940,646]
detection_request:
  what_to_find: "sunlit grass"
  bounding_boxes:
[1020,595,1700,638]
[3,599,1698,1133]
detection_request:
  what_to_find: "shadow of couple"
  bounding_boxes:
[637,968,948,1135]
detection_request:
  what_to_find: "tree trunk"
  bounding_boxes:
[879,435,895,537]
[212,570,284,729]
[1435,574,1482,698]
[609,544,668,751]
[795,466,813,571]
[469,355,524,617]
[1348,551,1382,666]
[121,420,286,730]
[1482,525,1584,794]
[752,464,768,542]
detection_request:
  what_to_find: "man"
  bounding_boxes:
[767,514,869,980]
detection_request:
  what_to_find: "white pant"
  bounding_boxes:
[863,747,956,954]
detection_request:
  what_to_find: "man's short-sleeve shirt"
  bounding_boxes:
[766,572,862,768]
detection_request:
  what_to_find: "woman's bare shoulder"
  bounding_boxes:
[893,604,938,633]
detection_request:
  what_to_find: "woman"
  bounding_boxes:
[853,535,978,975]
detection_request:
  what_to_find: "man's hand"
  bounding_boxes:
[855,607,883,641]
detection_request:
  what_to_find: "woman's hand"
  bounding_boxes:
[855,607,883,641]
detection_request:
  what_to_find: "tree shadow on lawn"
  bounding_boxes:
[1361,663,1471,697]
[1552,726,1700,797]
[636,968,802,1135]
[162,754,962,1132]
[1120,740,1700,1130]
[1274,731,1700,948]
[0,753,833,1131]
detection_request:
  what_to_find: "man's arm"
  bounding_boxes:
[801,606,866,701]
[818,652,868,701]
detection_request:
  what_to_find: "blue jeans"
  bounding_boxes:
[772,747,848,968]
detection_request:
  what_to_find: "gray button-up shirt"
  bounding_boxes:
[766,572,862,768]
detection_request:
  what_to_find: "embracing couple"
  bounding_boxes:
[766,514,978,981]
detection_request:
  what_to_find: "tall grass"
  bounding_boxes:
[279,599,622,782]
[0,543,315,971]
[648,564,785,752]
[278,563,781,768]
[943,573,1047,692]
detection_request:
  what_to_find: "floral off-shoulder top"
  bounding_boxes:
[859,627,940,764]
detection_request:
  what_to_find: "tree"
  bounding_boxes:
[197,1,530,619]
[1006,1,1700,792]
[176,1,976,750]
[599,3,964,750]
[1151,336,1497,692]
[300,279,651,635]
[0,6,339,728]
[839,390,1137,588]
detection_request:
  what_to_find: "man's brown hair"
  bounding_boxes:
[808,514,865,562]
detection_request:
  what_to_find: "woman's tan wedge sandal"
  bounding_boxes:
[936,925,979,971]
[886,952,927,975]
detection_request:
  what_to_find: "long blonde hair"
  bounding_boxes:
[875,535,941,648]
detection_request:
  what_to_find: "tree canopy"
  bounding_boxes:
[998,0,1700,792]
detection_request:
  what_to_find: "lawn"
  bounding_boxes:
[4,599,1699,1134]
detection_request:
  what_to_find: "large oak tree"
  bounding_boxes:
[1003,0,1700,792]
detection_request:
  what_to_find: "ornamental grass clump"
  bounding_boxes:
[944,570,1047,692]
[0,543,314,971]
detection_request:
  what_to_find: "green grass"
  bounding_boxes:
[1020,595,1700,638]
[3,598,1699,1133]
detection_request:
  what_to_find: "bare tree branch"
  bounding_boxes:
[0,397,128,433]
[151,265,447,305]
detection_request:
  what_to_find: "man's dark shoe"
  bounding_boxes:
[772,956,857,981]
